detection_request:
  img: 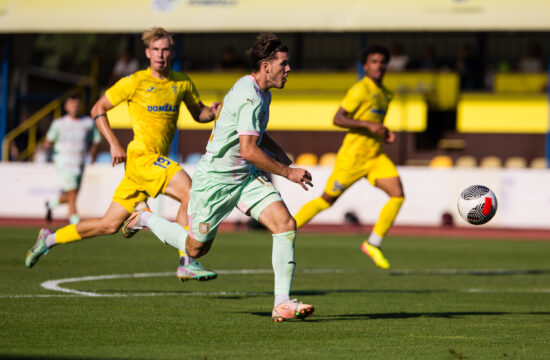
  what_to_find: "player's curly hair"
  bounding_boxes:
[248,33,288,72]
[360,44,390,64]
[142,27,174,48]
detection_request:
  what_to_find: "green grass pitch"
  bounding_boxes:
[1,226,550,359]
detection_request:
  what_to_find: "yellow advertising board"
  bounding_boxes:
[457,94,549,133]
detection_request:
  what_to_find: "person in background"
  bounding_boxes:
[44,94,101,225]
[109,49,140,85]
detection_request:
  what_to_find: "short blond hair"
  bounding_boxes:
[142,27,174,48]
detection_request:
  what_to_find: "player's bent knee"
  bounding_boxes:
[100,220,123,235]
[272,217,296,234]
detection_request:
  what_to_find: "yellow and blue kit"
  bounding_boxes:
[106,68,201,212]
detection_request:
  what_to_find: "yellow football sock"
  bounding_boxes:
[178,225,190,258]
[372,197,404,238]
[294,197,331,229]
[55,224,83,244]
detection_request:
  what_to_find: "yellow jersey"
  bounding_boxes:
[105,68,201,156]
[338,76,392,161]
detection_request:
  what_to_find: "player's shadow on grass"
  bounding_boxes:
[324,311,550,321]
[98,288,447,298]
[389,269,550,276]
[249,311,550,321]
[0,356,125,360]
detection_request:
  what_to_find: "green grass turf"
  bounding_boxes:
[1,226,550,359]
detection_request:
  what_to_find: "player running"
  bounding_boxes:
[123,33,315,322]
[43,94,101,225]
[294,44,405,269]
[25,27,219,281]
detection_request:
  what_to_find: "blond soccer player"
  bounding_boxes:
[25,27,220,281]
[294,44,405,269]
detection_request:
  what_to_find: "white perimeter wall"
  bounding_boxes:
[1,163,549,229]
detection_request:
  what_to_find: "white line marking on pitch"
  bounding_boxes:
[40,269,353,297]
[1,268,548,298]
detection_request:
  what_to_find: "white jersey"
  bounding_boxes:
[197,75,271,184]
[46,115,101,171]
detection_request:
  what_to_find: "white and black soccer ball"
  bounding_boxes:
[457,185,498,225]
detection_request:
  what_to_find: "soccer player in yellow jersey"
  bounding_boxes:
[294,44,405,269]
[25,27,220,281]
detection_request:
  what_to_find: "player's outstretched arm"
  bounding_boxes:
[259,132,292,166]
[189,102,221,123]
[240,134,312,190]
[91,95,126,167]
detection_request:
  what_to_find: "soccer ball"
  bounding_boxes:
[457,185,498,225]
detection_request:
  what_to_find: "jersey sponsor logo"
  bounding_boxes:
[172,86,178,94]
[147,104,180,113]
[370,108,386,115]
[199,222,210,234]
[146,86,155,92]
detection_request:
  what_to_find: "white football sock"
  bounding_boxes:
[272,231,296,306]
[367,231,383,248]
[144,213,188,252]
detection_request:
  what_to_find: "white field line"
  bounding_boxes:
[1,268,549,298]
[39,269,354,297]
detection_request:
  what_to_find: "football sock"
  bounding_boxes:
[145,213,188,252]
[138,210,152,227]
[274,294,291,307]
[294,197,331,229]
[54,224,83,244]
[69,214,80,225]
[48,198,60,208]
[45,233,57,248]
[178,225,194,265]
[179,255,194,266]
[372,196,404,241]
[367,232,383,248]
[272,230,296,306]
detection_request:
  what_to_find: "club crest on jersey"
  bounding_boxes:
[147,103,180,112]
[199,222,210,234]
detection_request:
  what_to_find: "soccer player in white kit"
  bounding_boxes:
[43,94,101,224]
[126,33,316,322]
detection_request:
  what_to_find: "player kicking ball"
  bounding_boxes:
[124,33,315,321]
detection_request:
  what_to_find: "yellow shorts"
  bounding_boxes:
[323,153,399,197]
[113,151,182,213]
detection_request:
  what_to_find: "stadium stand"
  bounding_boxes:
[454,155,477,168]
[480,156,502,168]
[318,152,337,167]
[95,151,112,164]
[530,157,548,169]
[429,155,453,168]
[184,152,202,165]
[504,156,527,169]
[295,153,318,166]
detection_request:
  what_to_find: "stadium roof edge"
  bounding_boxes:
[1,0,550,33]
